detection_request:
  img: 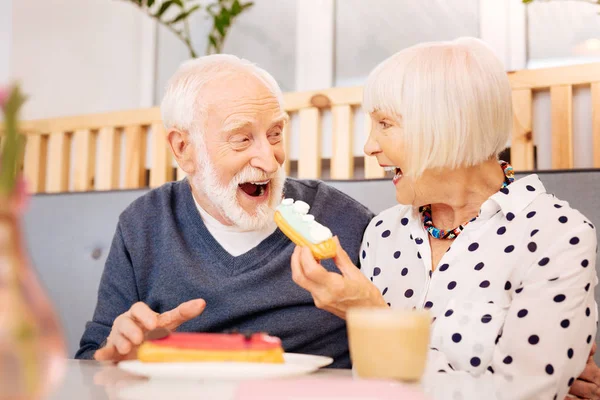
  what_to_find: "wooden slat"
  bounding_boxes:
[510,89,534,171]
[16,107,162,135]
[331,105,354,179]
[550,85,574,169]
[297,108,321,179]
[592,82,600,168]
[73,129,97,191]
[284,87,363,112]
[149,123,173,188]
[509,63,600,90]
[23,134,48,193]
[283,119,292,175]
[96,127,121,190]
[363,114,385,179]
[46,132,71,193]
[124,125,148,189]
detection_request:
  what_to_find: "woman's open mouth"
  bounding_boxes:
[383,166,403,185]
[238,180,271,199]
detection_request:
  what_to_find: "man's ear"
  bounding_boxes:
[168,129,197,175]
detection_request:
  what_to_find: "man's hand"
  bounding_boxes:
[94,299,206,362]
[568,343,600,399]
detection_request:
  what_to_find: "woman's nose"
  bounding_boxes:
[364,131,381,157]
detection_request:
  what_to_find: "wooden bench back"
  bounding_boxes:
[4,63,600,193]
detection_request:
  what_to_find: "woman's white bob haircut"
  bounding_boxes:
[363,37,512,178]
[161,54,284,136]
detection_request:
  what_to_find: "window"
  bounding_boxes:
[334,0,480,87]
[527,1,600,69]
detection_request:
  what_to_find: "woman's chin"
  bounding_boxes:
[395,191,412,206]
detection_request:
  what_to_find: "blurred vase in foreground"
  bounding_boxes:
[0,86,66,399]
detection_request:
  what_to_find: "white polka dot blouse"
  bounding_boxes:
[360,174,598,399]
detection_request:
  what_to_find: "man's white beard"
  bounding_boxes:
[190,142,286,231]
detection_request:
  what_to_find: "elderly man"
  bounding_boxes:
[75,55,373,368]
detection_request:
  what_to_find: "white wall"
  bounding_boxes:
[154,0,297,103]
[0,0,12,87]
[10,0,146,120]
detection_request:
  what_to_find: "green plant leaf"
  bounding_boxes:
[155,0,176,18]
[241,1,254,11]
[214,15,226,36]
[169,4,200,24]
[221,8,231,27]
[522,0,534,3]
[231,0,241,15]
[146,0,155,7]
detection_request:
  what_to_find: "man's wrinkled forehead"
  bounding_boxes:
[201,77,285,130]
[203,72,280,108]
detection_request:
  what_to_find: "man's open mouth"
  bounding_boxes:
[238,180,270,197]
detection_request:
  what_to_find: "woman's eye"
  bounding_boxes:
[379,121,391,129]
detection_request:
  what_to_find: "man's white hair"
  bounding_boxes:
[161,54,285,137]
[363,37,512,178]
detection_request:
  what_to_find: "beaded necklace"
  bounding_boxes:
[419,161,514,240]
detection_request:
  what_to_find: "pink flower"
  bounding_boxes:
[14,176,30,214]
[0,87,9,110]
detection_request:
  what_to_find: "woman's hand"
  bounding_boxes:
[290,237,387,319]
[568,343,600,399]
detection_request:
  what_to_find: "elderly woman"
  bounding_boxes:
[291,38,598,399]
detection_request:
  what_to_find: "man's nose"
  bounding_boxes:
[250,140,279,175]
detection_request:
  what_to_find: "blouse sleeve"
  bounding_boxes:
[427,221,598,400]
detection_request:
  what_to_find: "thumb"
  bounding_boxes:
[332,237,359,277]
[94,344,117,362]
[158,298,206,331]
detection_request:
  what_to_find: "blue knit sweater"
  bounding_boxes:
[75,178,374,367]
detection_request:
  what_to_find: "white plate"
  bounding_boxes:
[118,353,334,381]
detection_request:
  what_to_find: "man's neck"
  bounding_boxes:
[188,180,234,226]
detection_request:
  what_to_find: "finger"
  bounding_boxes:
[110,332,133,355]
[158,298,206,331]
[332,236,358,277]
[291,246,314,291]
[593,342,598,356]
[300,246,332,283]
[291,246,326,294]
[117,317,145,346]
[128,302,158,331]
[569,378,597,399]
[94,343,117,362]
[577,362,600,384]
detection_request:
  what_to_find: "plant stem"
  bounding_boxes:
[137,5,198,58]
[183,18,197,58]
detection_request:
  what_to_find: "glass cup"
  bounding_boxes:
[346,307,431,382]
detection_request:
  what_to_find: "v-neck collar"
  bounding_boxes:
[176,179,289,275]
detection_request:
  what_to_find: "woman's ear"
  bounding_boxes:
[168,129,197,176]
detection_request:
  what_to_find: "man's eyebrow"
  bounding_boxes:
[269,113,290,128]
[222,113,290,133]
[222,118,254,133]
